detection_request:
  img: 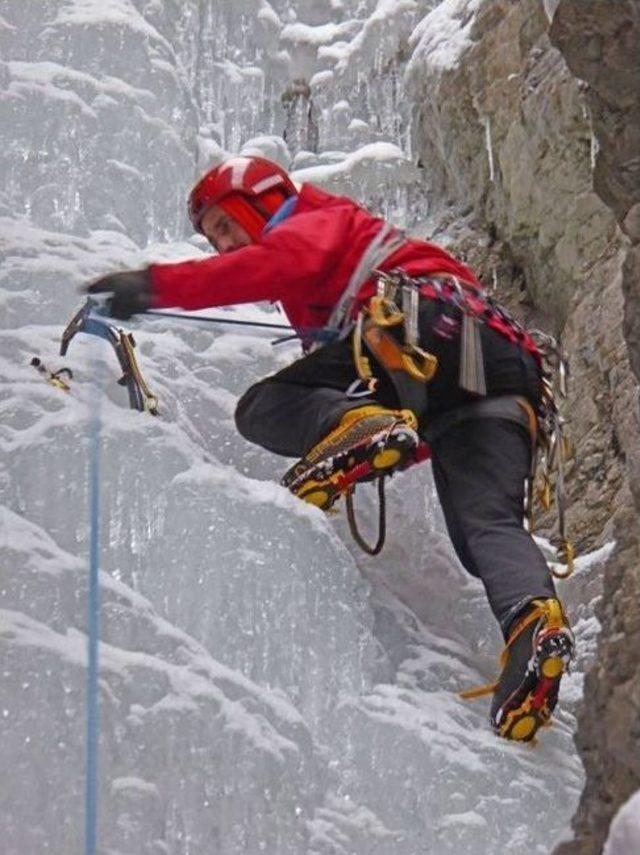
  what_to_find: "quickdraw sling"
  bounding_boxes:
[525,329,574,577]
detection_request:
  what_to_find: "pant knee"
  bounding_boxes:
[234,381,267,442]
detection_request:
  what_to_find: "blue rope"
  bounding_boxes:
[85,364,102,855]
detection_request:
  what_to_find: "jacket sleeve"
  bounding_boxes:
[149,207,351,311]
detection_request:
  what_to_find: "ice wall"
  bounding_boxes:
[1,1,600,852]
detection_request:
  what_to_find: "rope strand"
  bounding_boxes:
[85,354,102,855]
[143,309,293,331]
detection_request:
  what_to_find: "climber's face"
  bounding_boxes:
[201,206,252,254]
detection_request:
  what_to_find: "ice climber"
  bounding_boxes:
[87,155,575,743]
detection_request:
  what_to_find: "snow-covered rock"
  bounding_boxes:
[603,790,640,855]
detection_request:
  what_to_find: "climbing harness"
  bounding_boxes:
[349,269,575,575]
[359,268,541,398]
[30,356,73,391]
[60,299,159,415]
[339,270,477,552]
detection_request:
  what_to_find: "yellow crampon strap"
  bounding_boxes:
[459,681,499,701]
[458,600,553,701]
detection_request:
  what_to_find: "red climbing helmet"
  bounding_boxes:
[188,156,298,241]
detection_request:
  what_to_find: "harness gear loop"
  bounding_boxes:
[345,478,387,556]
[361,324,438,384]
[526,329,574,578]
[351,271,438,419]
[368,295,404,328]
[351,313,378,394]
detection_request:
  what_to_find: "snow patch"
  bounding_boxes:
[281,20,360,47]
[407,0,480,83]
[292,141,414,186]
[603,790,640,855]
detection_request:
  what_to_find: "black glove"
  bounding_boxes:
[86,269,152,320]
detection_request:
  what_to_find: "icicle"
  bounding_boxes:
[484,116,495,183]
[590,132,599,171]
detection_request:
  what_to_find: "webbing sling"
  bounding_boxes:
[322,222,406,342]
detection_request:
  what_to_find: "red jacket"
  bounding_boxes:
[150,183,478,338]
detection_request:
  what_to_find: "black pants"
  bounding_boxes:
[429,416,556,634]
[235,312,556,634]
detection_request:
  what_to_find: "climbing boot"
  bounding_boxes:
[282,405,420,511]
[460,598,574,742]
[490,598,574,742]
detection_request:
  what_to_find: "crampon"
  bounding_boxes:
[461,598,574,743]
[281,405,426,512]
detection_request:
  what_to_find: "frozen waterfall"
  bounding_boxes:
[1,1,604,852]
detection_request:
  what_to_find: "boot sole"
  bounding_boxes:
[494,631,573,743]
[290,427,419,511]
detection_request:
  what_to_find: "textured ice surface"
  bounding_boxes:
[1,1,601,852]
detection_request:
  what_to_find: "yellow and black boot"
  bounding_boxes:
[281,405,419,511]
[489,598,574,742]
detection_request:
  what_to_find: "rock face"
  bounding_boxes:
[550,3,640,852]
[408,0,640,850]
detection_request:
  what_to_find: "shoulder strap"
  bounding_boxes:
[324,222,406,338]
